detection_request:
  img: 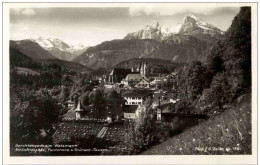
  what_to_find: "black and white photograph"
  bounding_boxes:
[2,2,257,163]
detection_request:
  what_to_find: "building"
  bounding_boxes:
[139,61,147,75]
[150,77,167,85]
[135,79,150,88]
[74,101,83,120]
[108,68,132,83]
[153,90,176,106]
[66,100,74,109]
[156,103,175,121]
[121,74,147,86]
[123,90,153,105]
[123,105,138,119]
[121,61,149,86]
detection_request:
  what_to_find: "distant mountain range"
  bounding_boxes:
[30,37,88,61]
[10,14,225,71]
[10,40,91,73]
[10,40,56,60]
[72,39,160,69]
[124,14,224,43]
[72,14,224,69]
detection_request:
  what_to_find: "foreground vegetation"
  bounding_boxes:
[142,94,251,155]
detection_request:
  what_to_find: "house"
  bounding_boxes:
[66,100,74,109]
[121,74,144,86]
[135,79,150,88]
[153,90,176,106]
[156,103,175,121]
[105,98,125,121]
[108,68,132,83]
[123,90,153,105]
[123,105,138,119]
[150,77,167,85]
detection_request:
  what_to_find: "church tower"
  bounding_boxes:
[140,61,144,75]
[144,62,147,76]
[137,61,141,72]
[75,101,83,120]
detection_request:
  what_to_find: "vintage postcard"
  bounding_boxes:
[2,2,258,165]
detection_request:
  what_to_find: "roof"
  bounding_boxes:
[124,90,153,97]
[171,72,178,76]
[110,68,131,76]
[106,105,124,117]
[157,103,175,113]
[137,79,150,85]
[62,110,76,119]
[66,100,74,104]
[125,74,148,81]
[124,105,138,113]
[75,102,83,112]
[154,77,167,81]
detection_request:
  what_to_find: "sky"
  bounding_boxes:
[10,6,241,47]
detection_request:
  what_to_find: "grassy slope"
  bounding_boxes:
[142,94,251,155]
[35,59,92,73]
[15,67,40,76]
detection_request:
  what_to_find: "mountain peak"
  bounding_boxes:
[28,37,88,61]
[146,20,161,30]
[183,14,200,21]
[178,14,224,40]
[124,14,224,43]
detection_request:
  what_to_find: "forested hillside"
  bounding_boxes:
[140,7,251,155]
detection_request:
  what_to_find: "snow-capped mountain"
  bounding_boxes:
[124,14,224,43]
[10,40,57,60]
[178,14,224,42]
[124,21,163,42]
[30,37,88,61]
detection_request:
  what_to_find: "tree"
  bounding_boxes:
[10,87,60,146]
[203,73,233,110]
[125,98,159,153]
[59,86,69,102]
[108,89,119,100]
[224,7,251,95]
[80,92,91,111]
[81,84,94,93]
[187,61,207,100]
[91,89,106,118]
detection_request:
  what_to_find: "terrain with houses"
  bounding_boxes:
[10,8,251,155]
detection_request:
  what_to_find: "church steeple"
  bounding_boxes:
[144,62,147,76]
[75,101,83,120]
[140,61,144,75]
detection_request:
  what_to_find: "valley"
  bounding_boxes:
[9,7,252,157]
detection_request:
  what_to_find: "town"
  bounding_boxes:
[9,6,252,156]
[52,60,208,155]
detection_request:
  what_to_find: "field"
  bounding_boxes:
[15,67,40,75]
[142,94,251,155]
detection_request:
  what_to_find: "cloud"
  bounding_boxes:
[11,8,36,16]
[22,8,36,15]
[129,7,238,17]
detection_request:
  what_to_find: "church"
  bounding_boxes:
[108,68,132,83]
[121,61,149,86]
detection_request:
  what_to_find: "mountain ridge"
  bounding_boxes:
[124,14,224,43]
[30,37,88,61]
[10,40,57,60]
